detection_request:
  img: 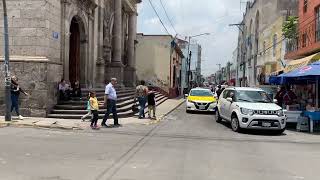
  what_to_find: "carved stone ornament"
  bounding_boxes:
[64,0,97,14]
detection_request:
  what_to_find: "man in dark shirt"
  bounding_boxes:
[216,85,224,99]
[10,76,29,120]
[147,91,156,119]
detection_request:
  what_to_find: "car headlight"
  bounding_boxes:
[241,108,254,116]
[277,109,284,117]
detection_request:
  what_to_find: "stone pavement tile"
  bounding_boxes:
[14,119,40,126]
[54,119,87,130]
[34,119,58,128]
[155,98,185,118]
[119,117,150,125]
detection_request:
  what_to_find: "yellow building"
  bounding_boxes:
[135,34,184,98]
[258,16,286,78]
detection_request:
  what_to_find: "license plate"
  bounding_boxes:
[199,105,206,110]
[262,122,271,127]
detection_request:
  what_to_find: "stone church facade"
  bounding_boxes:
[0,0,141,117]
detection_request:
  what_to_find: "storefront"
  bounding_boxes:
[271,58,320,132]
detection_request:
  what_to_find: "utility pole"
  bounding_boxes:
[217,63,221,84]
[2,0,11,121]
[186,36,191,90]
[185,33,210,90]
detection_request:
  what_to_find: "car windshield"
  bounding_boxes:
[190,90,212,96]
[236,90,272,103]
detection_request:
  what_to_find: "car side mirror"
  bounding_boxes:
[226,97,233,102]
[273,99,278,103]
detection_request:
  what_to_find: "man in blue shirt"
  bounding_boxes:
[101,78,120,127]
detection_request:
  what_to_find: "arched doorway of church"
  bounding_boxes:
[69,17,86,86]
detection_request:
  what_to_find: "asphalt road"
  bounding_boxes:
[0,104,319,180]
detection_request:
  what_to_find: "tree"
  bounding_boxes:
[282,16,298,39]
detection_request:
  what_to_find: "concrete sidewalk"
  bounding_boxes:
[0,98,185,130]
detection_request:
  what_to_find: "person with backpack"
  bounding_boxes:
[81,92,92,121]
[135,80,148,119]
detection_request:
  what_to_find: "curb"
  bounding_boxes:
[144,99,184,125]
[161,100,185,119]
[0,121,84,131]
[0,100,185,130]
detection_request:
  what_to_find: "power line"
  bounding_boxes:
[159,0,178,35]
[147,0,171,35]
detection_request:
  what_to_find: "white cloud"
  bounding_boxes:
[144,17,159,25]
[137,0,244,76]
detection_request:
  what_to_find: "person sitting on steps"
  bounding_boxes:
[58,79,72,101]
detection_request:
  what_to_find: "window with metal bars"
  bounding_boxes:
[316,6,320,42]
[304,0,308,13]
[302,33,307,47]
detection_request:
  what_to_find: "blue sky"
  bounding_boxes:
[137,0,245,76]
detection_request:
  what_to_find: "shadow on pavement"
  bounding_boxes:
[217,120,287,136]
[187,111,216,115]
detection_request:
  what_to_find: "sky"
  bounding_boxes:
[137,0,245,76]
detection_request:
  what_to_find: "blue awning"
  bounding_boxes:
[279,62,320,77]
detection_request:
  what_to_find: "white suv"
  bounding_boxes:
[216,87,286,134]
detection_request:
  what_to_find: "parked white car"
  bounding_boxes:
[216,87,286,134]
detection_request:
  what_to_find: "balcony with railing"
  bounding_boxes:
[285,17,320,59]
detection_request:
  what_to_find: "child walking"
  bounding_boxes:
[89,91,99,129]
[147,91,156,119]
[81,92,92,121]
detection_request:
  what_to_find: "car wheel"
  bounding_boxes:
[186,109,190,113]
[231,116,241,132]
[215,110,222,123]
[276,128,286,135]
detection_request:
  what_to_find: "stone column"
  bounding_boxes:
[95,1,106,88]
[106,0,124,85]
[124,12,137,87]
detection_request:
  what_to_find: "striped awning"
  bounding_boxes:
[284,53,320,73]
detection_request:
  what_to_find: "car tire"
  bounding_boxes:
[186,109,190,113]
[276,128,286,135]
[215,110,222,123]
[231,116,241,132]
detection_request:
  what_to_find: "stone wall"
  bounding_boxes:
[0,0,61,61]
[0,60,62,117]
[0,0,62,117]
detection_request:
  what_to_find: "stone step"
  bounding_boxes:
[58,92,161,105]
[52,94,166,114]
[81,89,136,97]
[58,94,134,105]
[47,95,169,119]
[54,93,163,110]
[81,87,134,93]
[51,96,166,115]
[80,91,138,101]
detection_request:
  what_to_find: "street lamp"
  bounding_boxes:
[186,33,210,89]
